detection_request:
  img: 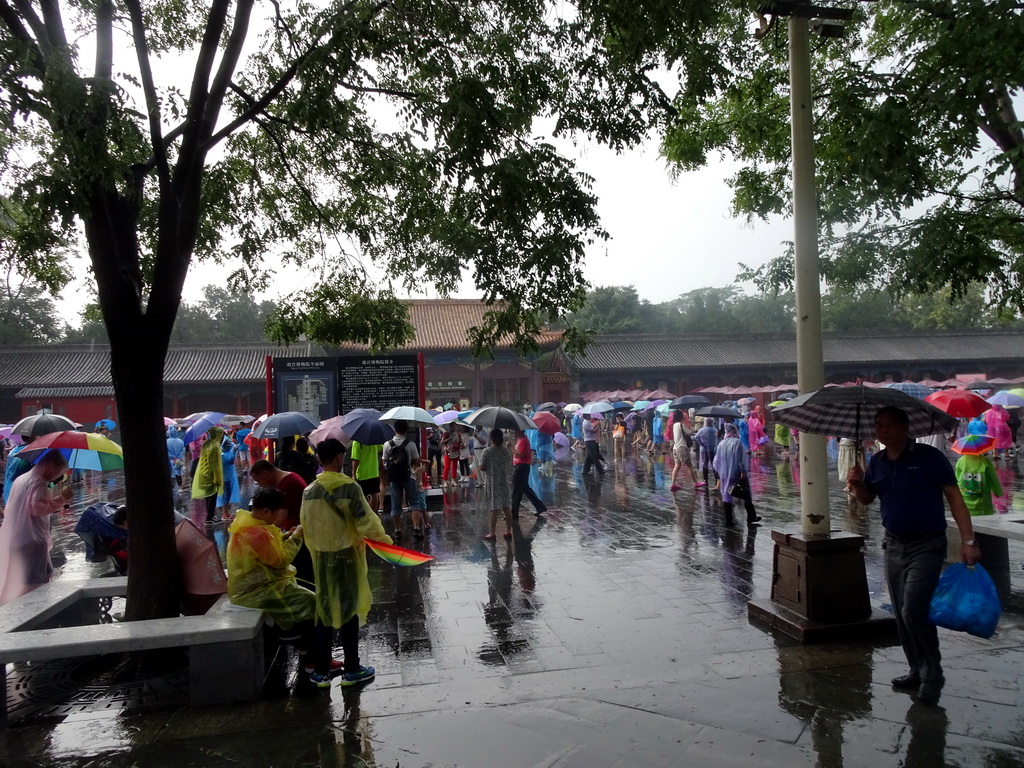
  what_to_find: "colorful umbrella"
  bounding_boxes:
[925,390,991,419]
[19,431,124,471]
[951,434,996,456]
[365,539,434,566]
[12,413,78,438]
[530,411,561,435]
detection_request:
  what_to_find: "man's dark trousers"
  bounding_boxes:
[885,532,946,687]
[511,463,546,516]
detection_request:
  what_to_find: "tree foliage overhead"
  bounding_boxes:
[658,0,1024,311]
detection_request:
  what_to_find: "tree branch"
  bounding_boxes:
[124,0,171,189]
[339,80,420,100]
[0,1,44,74]
[94,0,112,81]
[206,0,255,128]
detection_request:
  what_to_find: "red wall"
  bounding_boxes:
[20,396,118,426]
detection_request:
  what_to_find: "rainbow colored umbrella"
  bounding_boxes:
[19,431,124,471]
[951,434,996,456]
[365,539,434,566]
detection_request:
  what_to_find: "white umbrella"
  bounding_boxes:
[563,403,583,413]
[378,406,437,428]
[580,402,615,415]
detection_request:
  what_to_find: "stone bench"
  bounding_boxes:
[0,577,264,723]
[947,513,1024,601]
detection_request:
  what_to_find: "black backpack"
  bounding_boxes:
[385,437,412,482]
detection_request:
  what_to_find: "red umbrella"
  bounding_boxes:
[925,389,991,418]
[530,411,562,435]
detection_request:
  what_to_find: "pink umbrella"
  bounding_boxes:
[308,415,351,446]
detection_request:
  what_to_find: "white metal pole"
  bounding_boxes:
[789,15,830,534]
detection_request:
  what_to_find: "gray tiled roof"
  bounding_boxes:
[16,386,115,398]
[572,331,1024,371]
[0,344,320,388]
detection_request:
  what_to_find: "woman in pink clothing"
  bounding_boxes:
[984,403,1013,458]
[748,406,767,456]
[0,451,71,605]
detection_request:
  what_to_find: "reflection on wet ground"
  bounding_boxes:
[6,444,1024,766]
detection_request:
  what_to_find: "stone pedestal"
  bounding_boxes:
[748,528,898,643]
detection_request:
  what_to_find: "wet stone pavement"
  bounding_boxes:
[5,445,1024,767]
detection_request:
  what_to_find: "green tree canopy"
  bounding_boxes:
[657,0,1024,311]
[0,1,678,619]
[0,276,63,344]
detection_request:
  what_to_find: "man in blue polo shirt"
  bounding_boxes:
[848,405,979,705]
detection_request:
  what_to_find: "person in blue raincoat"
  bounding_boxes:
[166,426,185,488]
[218,432,241,520]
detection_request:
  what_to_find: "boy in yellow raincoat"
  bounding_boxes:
[300,438,392,688]
[227,488,315,630]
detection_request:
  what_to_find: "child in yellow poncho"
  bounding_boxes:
[227,488,315,630]
[300,438,392,688]
[191,427,224,523]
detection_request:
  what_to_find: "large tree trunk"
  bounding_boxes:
[85,193,180,621]
[116,340,179,621]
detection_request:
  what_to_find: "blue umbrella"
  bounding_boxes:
[95,418,116,431]
[182,412,226,444]
[987,390,1024,408]
[580,402,615,415]
[883,381,931,400]
[341,408,395,445]
[252,411,320,439]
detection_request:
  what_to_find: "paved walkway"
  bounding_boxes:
[4,447,1024,767]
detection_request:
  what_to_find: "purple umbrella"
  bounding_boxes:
[553,432,570,447]
[434,410,463,425]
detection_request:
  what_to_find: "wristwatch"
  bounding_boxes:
[963,539,977,547]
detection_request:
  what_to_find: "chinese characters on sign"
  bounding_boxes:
[337,355,420,413]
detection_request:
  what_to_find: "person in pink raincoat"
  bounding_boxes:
[0,451,71,605]
[748,406,767,455]
[984,403,1012,458]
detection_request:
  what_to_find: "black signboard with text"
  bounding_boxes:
[337,354,421,413]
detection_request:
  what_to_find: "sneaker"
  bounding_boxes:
[670,484,681,492]
[413,527,424,539]
[307,670,332,688]
[304,659,344,675]
[339,665,376,687]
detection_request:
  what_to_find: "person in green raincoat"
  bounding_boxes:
[226,488,315,630]
[955,451,1004,516]
[300,438,392,688]
[191,427,224,523]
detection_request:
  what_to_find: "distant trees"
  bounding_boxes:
[569,283,1020,336]
[0,278,64,345]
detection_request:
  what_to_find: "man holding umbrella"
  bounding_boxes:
[848,406,980,705]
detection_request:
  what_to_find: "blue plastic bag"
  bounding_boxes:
[928,562,1001,639]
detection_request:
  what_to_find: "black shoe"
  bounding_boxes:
[747,516,762,526]
[891,673,921,690]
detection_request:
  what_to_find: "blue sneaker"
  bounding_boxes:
[307,670,332,688]
[339,665,375,687]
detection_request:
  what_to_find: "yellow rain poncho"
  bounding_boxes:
[191,427,224,499]
[226,511,315,629]
[299,471,391,628]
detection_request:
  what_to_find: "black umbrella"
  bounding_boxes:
[669,395,711,410]
[252,411,321,439]
[777,392,798,401]
[964,380,996,391]
[12,413,78,438]
[463,406,538,432]
[535,402,560,412]
[696,405,741,418]
[771,386,958,440]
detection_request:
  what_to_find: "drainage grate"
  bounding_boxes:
[5,656,188,723]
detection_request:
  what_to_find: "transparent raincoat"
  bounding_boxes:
[191,427,224,499]
[299,471,392,628]
[226,510,315,629]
